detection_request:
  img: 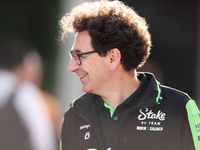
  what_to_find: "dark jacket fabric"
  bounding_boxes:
[60,73,200,150]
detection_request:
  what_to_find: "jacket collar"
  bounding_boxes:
[71,72,162,116]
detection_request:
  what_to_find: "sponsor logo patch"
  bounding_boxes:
[137,108,165,132]
[80,124,91,130]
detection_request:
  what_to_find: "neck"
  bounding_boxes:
[100,70,140,110]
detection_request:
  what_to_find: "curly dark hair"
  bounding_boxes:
[59,0,151,71]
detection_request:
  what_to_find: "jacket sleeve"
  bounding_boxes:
[185,100,200,150]
[60,109,74,150]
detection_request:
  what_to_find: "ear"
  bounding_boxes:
[108,48,121,71]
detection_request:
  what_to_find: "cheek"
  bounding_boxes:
[85,56,110,80]
[93,67,110,83]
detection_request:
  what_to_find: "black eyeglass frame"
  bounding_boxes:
[69,50,97,65]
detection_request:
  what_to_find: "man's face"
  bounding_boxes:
[68,30,111,94]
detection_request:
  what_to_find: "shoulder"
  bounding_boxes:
[64,93,98,116]
[160,85,192,106]
[71,93,99,110]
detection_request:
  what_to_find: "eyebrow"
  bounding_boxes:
[71,49,82,53]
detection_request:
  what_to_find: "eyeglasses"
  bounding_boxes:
[69,50,97,65]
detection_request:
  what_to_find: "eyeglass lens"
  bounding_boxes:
[74,53,81,65]
[69,51,81,65]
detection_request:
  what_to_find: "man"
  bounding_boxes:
[59,0,200,150]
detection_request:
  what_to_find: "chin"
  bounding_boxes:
[82,86,92,93]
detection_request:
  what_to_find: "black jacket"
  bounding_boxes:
[60,73,200,150]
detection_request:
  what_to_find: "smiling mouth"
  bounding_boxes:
[79,74,88,79]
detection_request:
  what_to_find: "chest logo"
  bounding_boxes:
[138,108,166,121]
[80,124,91,130]
[84,131,90,140]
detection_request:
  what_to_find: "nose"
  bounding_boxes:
[68,58,80,72]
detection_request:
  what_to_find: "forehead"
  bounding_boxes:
[72,30,94,53]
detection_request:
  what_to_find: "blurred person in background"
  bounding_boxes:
[24,50,63,144]
[0,37,59,150]
[59,0,200,150]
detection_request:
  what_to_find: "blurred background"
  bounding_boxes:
[0,0,199,112]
